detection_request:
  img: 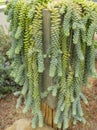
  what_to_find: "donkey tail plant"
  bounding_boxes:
[6,0,97,129]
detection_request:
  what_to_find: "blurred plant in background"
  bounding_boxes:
[0,25,18,98]
[92,0,97,2]
[0,0,5,5]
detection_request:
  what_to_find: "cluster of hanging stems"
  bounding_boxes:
[5,0,97,129]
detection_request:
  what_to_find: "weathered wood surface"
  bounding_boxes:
[41,102,73,130]
[41,102,58,130]
[42,9,57,109]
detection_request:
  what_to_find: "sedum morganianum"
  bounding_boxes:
[5,0,97,129]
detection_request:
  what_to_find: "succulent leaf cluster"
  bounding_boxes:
[5,0,97,129]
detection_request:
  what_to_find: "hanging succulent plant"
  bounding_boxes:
[5,0,97,129]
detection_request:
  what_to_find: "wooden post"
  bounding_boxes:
[41,102,58,130]
[42,9,57,109]
[41,9,58,129]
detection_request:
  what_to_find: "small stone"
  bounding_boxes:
[5,118,55,130]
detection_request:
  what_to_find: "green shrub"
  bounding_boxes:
[0,25,17,97]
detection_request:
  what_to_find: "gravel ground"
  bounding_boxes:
[0,95,33,130]
[71,78,97,130]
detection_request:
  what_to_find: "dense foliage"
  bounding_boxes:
[5,0,97,129]
[0,25,17,97]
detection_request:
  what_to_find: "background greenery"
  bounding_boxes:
[93,0,97,2]
[0,0,5,5]
[0,25,18,98]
